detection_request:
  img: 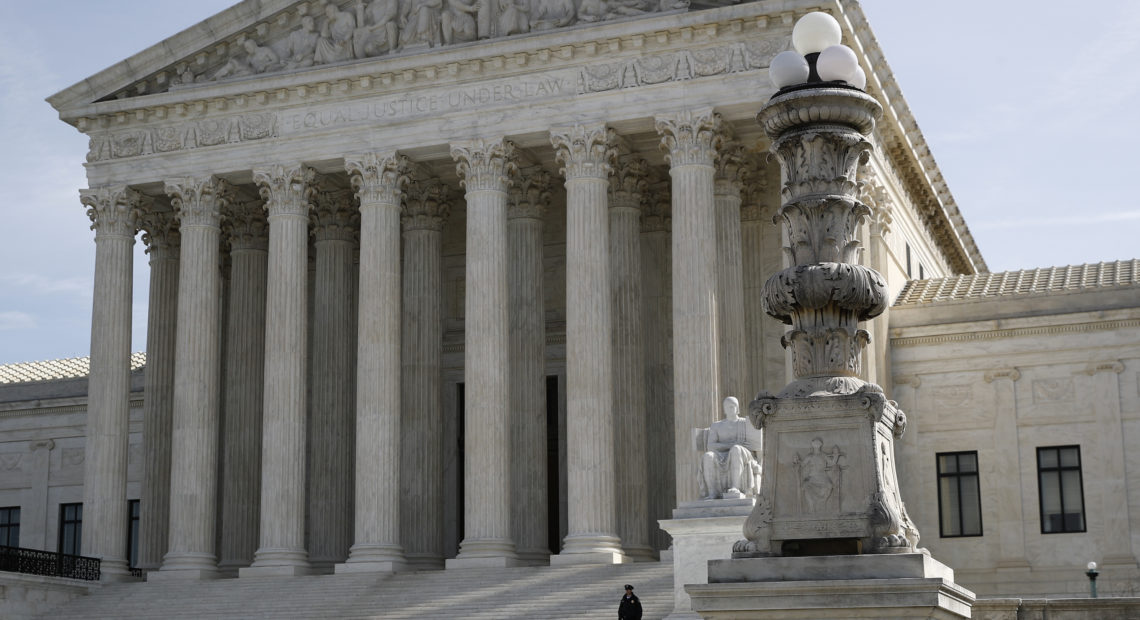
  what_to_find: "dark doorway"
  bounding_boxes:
[546,375,560,554]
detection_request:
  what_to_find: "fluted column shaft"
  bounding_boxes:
[641,187,674,551]
[550,125,623,564]
[610,157,652,561]
[308,189,357,571]
[656,111,722,505]
[713,142,750,402]
[162,177,227,577]
[244,165,315,575]
[216,202,269,572]
[80,186,141,579]
[741,165,784,392]
[137,212,179,571]
[400,177,449,569]
[338,153,408,573]
[507,170,551,563]
[449,139,519,566]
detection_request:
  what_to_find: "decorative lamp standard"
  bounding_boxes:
[734,11,920,557]
[1086,561,1099,598]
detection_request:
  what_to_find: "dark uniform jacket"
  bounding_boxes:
[618,593,642,619]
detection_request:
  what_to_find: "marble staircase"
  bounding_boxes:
[44,561,674,619]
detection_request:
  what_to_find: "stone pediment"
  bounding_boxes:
[48,0,699,115]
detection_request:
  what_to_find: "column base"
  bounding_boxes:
[515,550,552,566]
[446,555,522,569]
[447,538,519,569]
[334,560,406,574]
[95,557,131,581]
[552,533,625,565]
[149,568,221,582]
[240,548,311,577]
[622,544,658,562]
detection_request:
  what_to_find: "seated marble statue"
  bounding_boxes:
[695,396,762,500]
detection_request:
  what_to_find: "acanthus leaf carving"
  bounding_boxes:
[656,109,721,168]
[138,209,181,254]
[550,124,616,180]
[80,185,146,239]
[452,138,518,192]
[345,151,411,206]
[223,198,269,251]
[165,176,233,229]
[609,155,648,210]
[253,165,317,218]
[311,183,359,242]
[507,167,552,220]
[402,174,452,231]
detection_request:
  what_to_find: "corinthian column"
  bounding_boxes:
[337,152,409,574]
[136,210,179,572]
[243,165,316,577]
[609,154,652,561]
[400,174,450,570]
[507,167,551,564]
[641,181,674,552]
[448,138,519,568]
[656,110,722,506]
[549,124,624,565]
[79,186,142,580]
[713,134,751,403]
[216,200,269,573]
[159,176,229,579]
[308,185,358,572]
[740,160,783,393]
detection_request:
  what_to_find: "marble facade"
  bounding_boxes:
[0,0,1129,603]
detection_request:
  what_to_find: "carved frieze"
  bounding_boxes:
[1032,378,1074,404]
[578,37,787,93]
[87,113,279,163]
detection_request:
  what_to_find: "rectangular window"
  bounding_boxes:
[127,499,140,569]
[919,264,925,280]
[1037,446,1086,533]
[905,243,912,278]
[937,452,983,537]
[59,503,82,556]
[0,506,20,547]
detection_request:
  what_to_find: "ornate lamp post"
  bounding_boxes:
[734,11,919,558]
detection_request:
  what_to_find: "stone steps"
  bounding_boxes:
[45,561,674,619]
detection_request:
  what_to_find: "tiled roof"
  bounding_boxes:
[0,352,146,385]
[894,260,1140,306]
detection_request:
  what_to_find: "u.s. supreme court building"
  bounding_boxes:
[1,0,1138,608]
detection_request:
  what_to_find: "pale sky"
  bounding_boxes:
[0,1,1137,364]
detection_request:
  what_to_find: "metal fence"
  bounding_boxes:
[0,545,102,581]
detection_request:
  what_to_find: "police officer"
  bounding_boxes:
[618,584,642,619]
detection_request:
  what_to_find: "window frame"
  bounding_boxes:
[0,506,20,548]
[936,450,984,538]
[58,502,83,556]
[1036,445,1087,534]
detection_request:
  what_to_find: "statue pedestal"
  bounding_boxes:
[659,499,754,620]
[687,553,974,619]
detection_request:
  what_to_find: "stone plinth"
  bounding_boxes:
[659,499,754,620]
[687,554,974,619]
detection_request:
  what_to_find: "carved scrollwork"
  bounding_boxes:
[656,110,721,167]
[311,186,359,242]
[402,175,452,231]
[762,263,887,326]
[138,209,181,254]
[550,124,616,180]
[224,199,269,251]
[452,138,519,192]
[641,178,671,233]
[775,196,872,265]
[609,155,648,210]
[507,167,552,220]
[772,130,871,200]
[253,165,317,218]
[165,176,233,229]
[733,492,774,557]
[81,184,144,239]
[345,152,411,206]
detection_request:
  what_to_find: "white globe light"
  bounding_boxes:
[769,51,810,88]
[1088,562,1098,571]
[850,64,867,90]
[792,12,842,55]
[817,44,859,84]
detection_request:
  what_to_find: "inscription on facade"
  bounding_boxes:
[280,74,570,134]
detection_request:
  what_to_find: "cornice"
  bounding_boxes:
[891,318,1140,348]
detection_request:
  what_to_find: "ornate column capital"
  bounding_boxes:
[714,142,749,196]
[345,152,410,206]
[138,209,181,254]
[311,186,358,242]
[253,164,317,218]
[81,185,145,239]
[224,199,270,251]
[550,124,616,180]
[641,179,671,233]
[452,138,519,192]
[402,175,452,232]
[165,176,232,229]
[740,160,772,222]
[1084,361,1124,376]
[655,109,722,167]
[507,167,552,221]
[609,155,648,212]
